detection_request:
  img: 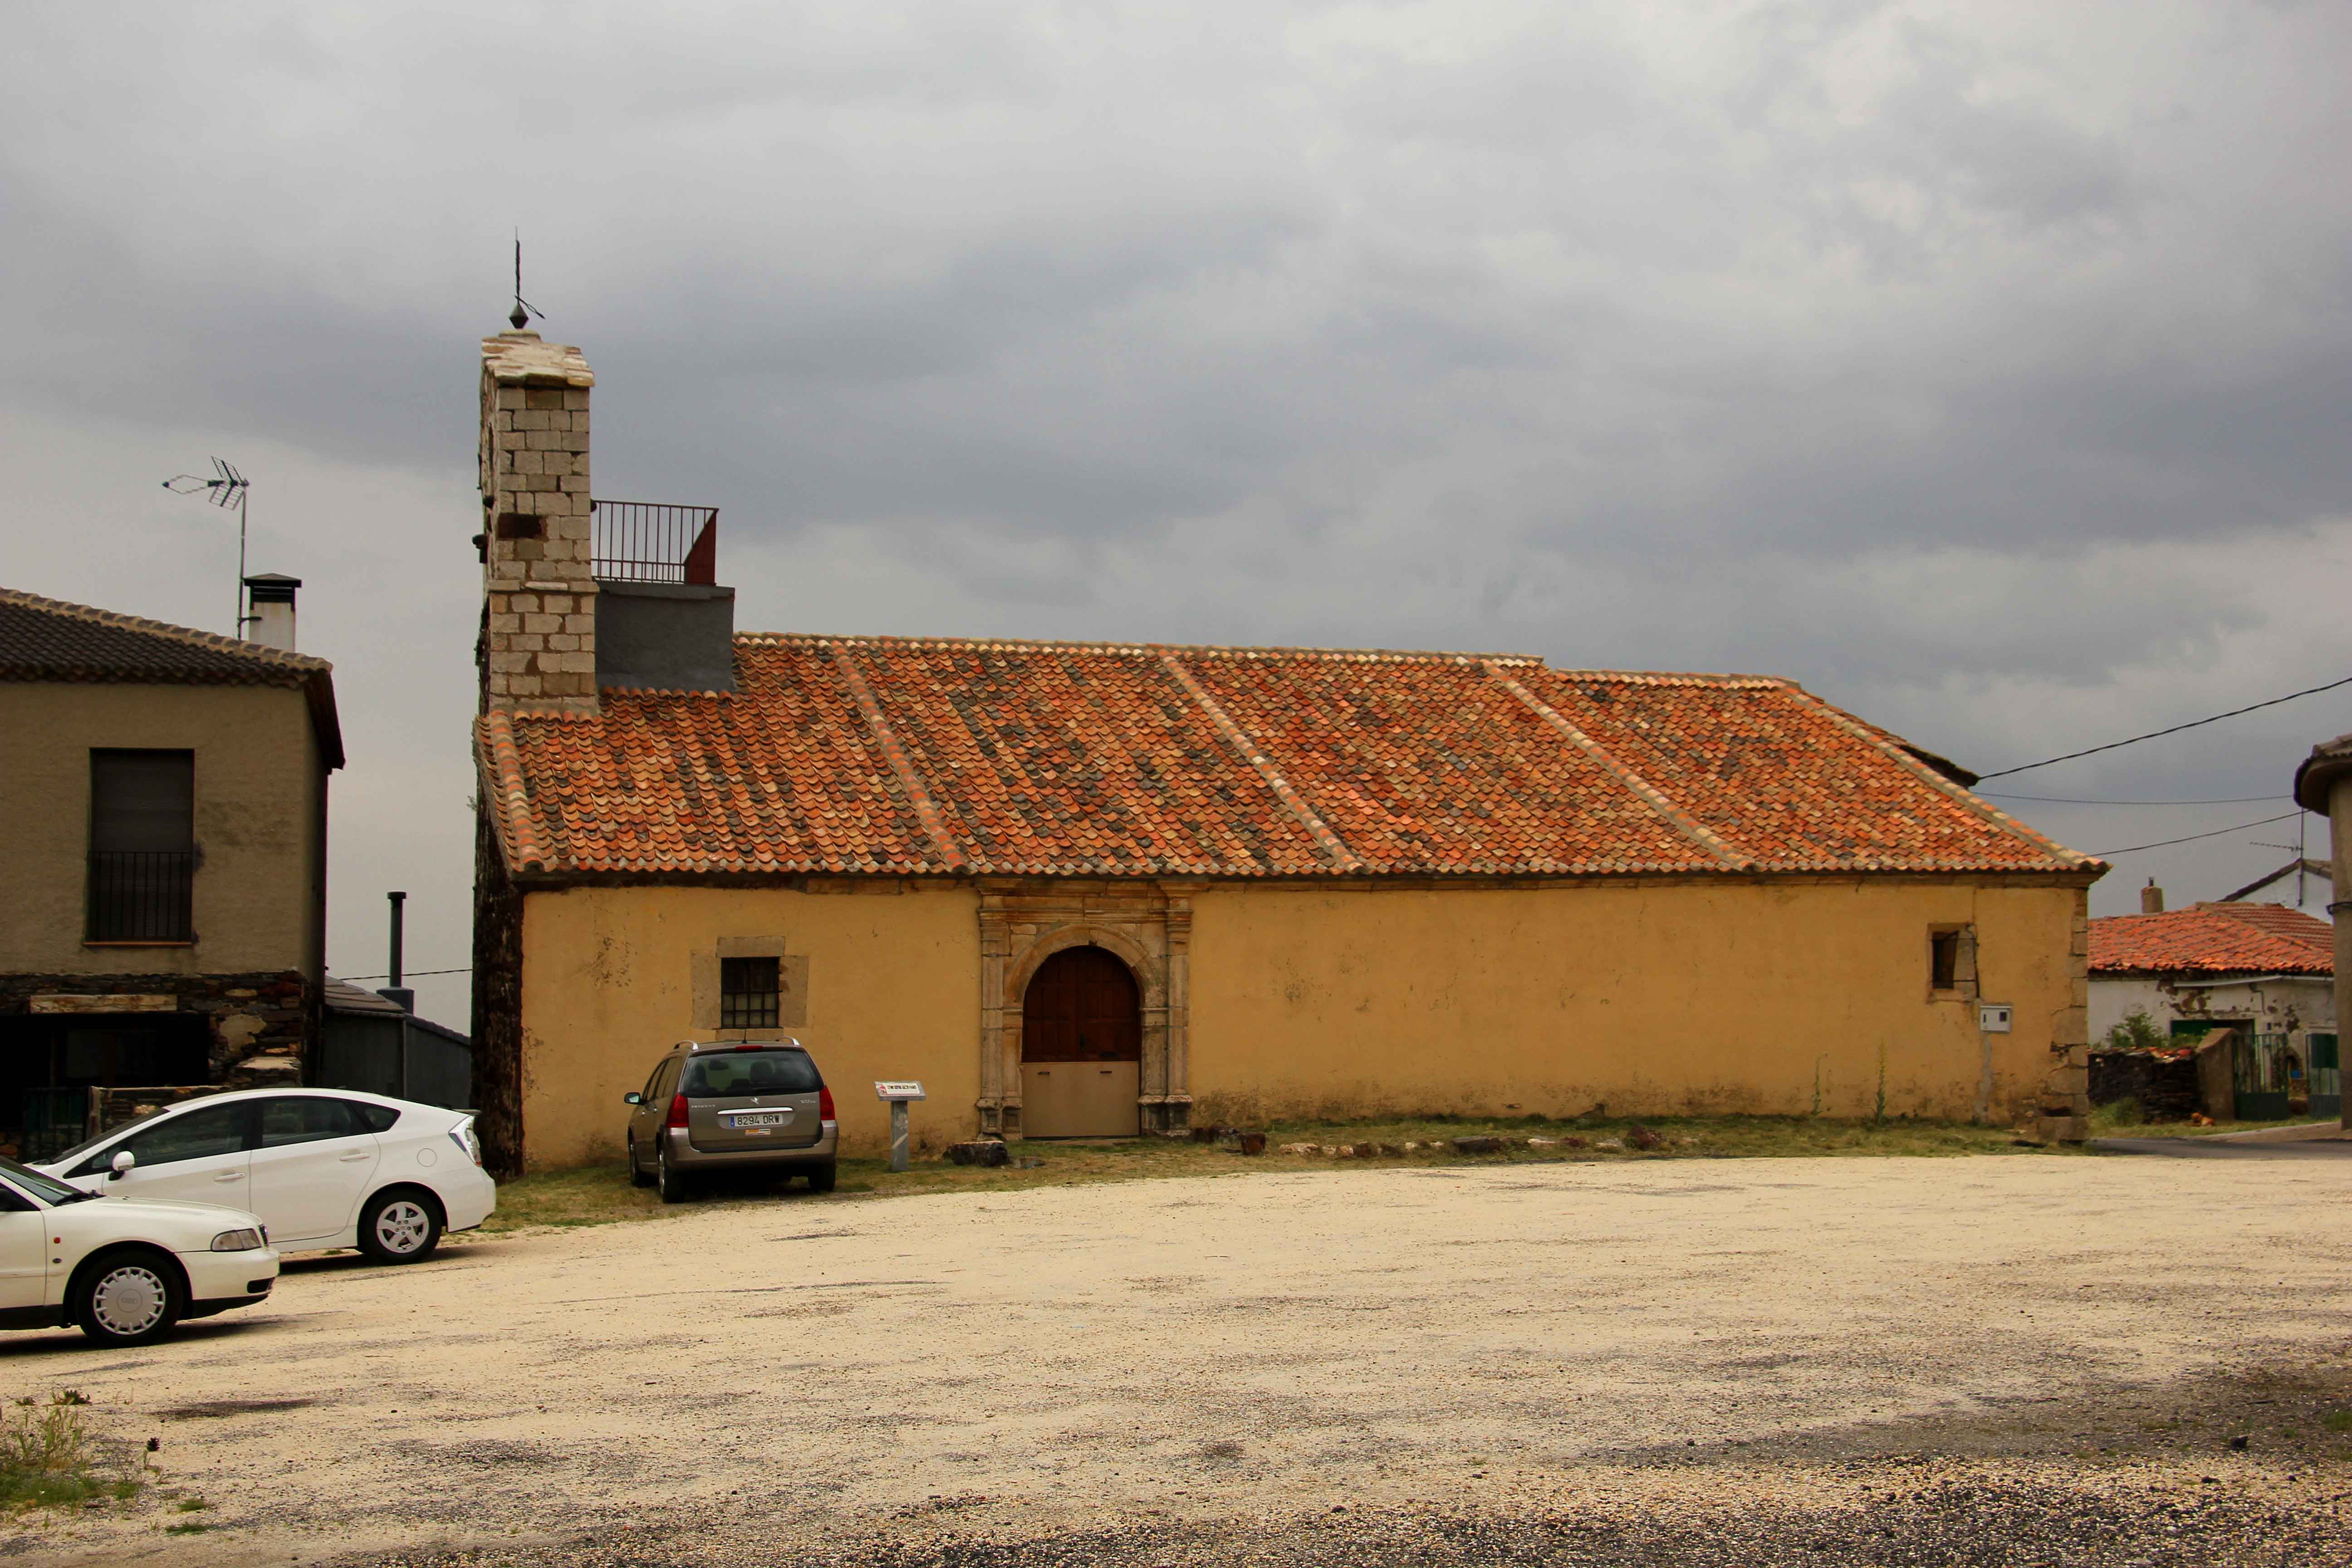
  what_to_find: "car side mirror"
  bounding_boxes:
[623,1093,642,1106]
[108,1149,137,1180]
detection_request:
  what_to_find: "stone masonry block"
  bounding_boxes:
[507,594,539,613]
[524,430,564,451]
[564,613,595,634]
[508,673,542,696]
[489,651,530,674]
[511,450,544,475]
[559,474,591,493]
[547,633,578,652]
[522,614,560,635]
[496,386,527,411]
[563,390,590,410]
[542,594,572,614]
[510,540,543,562]
[495,430,524,451]
[488,613,521,634]
[525,387,567,410]
[514,410,554,432]
[558,431,589,453]
[511,632,545,652]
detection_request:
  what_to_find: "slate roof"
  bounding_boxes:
[0,585,343,767]
[2089,903,2335,977]
[475,633,2092,882]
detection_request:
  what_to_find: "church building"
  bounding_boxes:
[467,329,2100,1173]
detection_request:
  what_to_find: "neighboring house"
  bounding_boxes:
[0,584,342,1159]
[2088,899,2337,1119]
[2219,858,2333,922]
[466,329,2102,1174]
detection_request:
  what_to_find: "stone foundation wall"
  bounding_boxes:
[0,969,314,1088]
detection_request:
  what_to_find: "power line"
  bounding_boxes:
[1980,674,2352,779]
[2087,812,2301,858]
[339,966,472,981]
[1980,792,2291,806]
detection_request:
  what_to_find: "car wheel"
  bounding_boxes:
[74,1248,184,1347]
[627,1137,654,1189]
[804,1161,838,1194]
[657,1142,691,1205]
[358,1189,444,1264]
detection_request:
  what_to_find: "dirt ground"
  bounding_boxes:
[5,1155,2350,1566]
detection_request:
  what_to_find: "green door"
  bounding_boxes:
[2308,1033,2340,1121]
[2234,1033,2292,1122]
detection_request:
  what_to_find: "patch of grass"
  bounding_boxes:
[175,1496,209,1512]
[2084,1107,2328,1139]
[2323,1410,2352,1433]
[480,1112,2080,1235]
[164,1520,211,1534]
[1,1389,137,1515]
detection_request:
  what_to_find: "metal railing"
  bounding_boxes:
[591,500,719,585]
[86,850,195,942]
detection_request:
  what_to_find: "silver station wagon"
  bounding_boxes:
[623,1039,838,1203]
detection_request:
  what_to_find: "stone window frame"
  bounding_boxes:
[691,936,808,1038]
[1928,923,1979,1002]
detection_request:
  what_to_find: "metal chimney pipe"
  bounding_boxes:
[387,891,407,989]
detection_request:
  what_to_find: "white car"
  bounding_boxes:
[0,1155,279,1345]
[36,1088,495,1265]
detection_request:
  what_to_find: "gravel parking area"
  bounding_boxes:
[5,1155,2349,1566]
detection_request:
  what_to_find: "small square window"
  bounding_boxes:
[720,956,780,1030]
[1929,930,1960,991]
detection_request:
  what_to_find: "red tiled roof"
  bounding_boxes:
[2088,903,2333,977]
[476,634,2097,880]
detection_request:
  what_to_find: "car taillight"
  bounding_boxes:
[818,1085,836,1122]
[666,1093,690,1130]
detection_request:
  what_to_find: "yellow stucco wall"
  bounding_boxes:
[1186,879,2080,1123]
[514,874,2082,1169]
[0,682,326,978]
[516,883,982,1170]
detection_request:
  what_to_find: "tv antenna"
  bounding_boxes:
[510,232,544,331]
[162,458,253,637]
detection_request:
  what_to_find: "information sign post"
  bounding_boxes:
[874,1081,926,1172]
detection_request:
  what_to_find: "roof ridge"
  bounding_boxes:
[1159,652,1365,872]
[1549,668,1786,689]
[736,630,1546,666]
[0,583,332,675]
[1771,684,2097,870]
[827,642,969,872]
[1485,662,1755,872]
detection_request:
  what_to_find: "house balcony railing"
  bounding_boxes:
[590,500,718,585]
[86,850,195,943]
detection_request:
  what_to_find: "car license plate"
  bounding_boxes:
[730,1112,787,1128]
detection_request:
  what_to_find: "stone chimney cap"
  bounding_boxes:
[481,332,594,389]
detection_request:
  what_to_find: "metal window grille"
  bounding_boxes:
[85,851,196,942]
[720,956,779,1030]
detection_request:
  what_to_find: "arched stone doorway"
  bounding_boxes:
[1020,946,1142,1137]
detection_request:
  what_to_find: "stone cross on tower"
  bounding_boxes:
[478,330,597,714]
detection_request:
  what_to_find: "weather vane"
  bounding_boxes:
[510,232,544,331]
[161,459,252,638]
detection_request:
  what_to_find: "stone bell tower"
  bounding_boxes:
[477,329,597,714]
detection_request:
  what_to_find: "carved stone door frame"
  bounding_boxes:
[977,880,1195,1137]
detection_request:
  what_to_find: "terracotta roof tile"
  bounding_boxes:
[2089,904,2333,976]
[478,633,2094,881]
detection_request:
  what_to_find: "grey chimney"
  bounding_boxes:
[2141,878,2165,915]
[243,572,301,651]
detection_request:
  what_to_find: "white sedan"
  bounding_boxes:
[36,1089,495,1265]
[0,1156,279,1345]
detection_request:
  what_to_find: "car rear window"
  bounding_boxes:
[681,1049,820,1098]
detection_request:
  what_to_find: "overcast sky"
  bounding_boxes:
[5,2,2349,1028]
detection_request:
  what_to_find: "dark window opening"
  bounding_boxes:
[1930,930,1960,991]
[87,750,195,942]
[720,956,780,1030]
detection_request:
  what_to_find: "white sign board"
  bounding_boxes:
[874,1081,927,1102]
[1978,1004,2013,1034]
